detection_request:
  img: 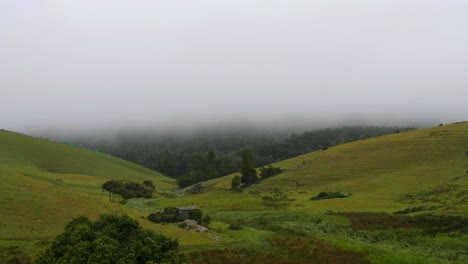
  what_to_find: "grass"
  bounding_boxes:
[0,130,177,262]
[1,122,467,263]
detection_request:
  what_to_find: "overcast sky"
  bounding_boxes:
[1,0,467,134]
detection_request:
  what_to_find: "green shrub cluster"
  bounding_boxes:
[36,214,187,264]
[260,166,285,179]
[310,192,350,201]
[148,207,178,223]
[148,207,211,226]
[102,180,155,200]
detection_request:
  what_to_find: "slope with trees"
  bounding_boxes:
[69,126,412,186]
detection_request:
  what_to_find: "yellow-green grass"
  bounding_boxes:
[1,122,468,263]
[145,122,467,263]
[197,122,468,214]
[0,130,178,259]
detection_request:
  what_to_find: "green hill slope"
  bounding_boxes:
[0,130,176,257]
[195,122,468,214]
[135,122,468,264]
[1,123,467,263]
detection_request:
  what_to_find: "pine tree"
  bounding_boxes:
[240,148,257,185]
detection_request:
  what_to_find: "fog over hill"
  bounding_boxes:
[1,1,467,135]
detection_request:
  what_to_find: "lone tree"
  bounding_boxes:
[36,214,187,264]
[240,148,257,186]
[231,175,241,190]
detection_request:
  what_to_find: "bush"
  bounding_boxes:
[102,180,154,200]
[177,176,199,188]
[36,214,187,264]
[231,175,241,190]
[148,207,178,223]
[310,192,350,201]
[260,166,285,179]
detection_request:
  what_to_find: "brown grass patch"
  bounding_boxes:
[188,237,368,264]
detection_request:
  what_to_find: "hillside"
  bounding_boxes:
[133,122,468,263]
[1,123,467,263]
[156,122,468,214]
[0,130,176,259]
[68,126,409,187]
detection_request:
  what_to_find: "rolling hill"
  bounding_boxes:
[1,122,467,263]
[133,122,468,263]
[0,130,176,260]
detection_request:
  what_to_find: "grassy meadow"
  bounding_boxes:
[1,122,468,263]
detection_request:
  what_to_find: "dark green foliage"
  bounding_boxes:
[36,214,187,264]
[231,175,241,190]
[148,207,178,223]
[143,180,155,190]
[189,210,203,223]
[72,127,408,186]
[148,207,210,226]
[177,175,200,188]
[310,192,350,201]
[465,150,468,157]
[240,148,257,186]
[102,180,154,200]
[187,210,210,226]
[260,166,285,179]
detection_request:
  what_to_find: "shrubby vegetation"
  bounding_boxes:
[310,192,350,200]
[148,207,211,226]
[102,179,155,200]
[148,207,178,223]
[72,126,409,186]
[36,214,187,264]
[240,148,257,186]
[260,166,285,179]
[231,175,241,190]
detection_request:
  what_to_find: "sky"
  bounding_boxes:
[1,0,467,134]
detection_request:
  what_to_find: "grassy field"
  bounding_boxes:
[0,130,177,261]
[1,122,467,263]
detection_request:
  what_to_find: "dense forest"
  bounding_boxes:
[71,126,413,187]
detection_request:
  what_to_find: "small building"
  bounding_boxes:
[174,206,200,220]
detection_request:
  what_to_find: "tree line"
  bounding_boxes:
[71,126,412,187]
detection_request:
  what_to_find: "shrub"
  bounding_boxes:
[310,192,350,201]
[259,166,285,179]
[102,180,154,200]
[148,207,178,223]
[231,175,241,190]
[36,214,187,264]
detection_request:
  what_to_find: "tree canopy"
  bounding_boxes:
[36,214,187,264]
[240,148,257,185]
